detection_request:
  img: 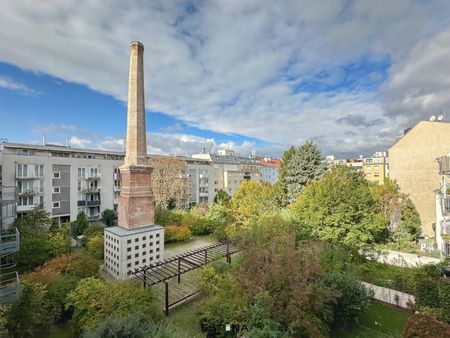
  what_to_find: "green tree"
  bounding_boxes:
[66,278,162,333]
[75,211,89,235]
[85,232,104,259]
[277,145,296,207]
[15,206,53,271]
[291,165,386,247]
[101,209,117,227]
[230,181,278,227]
[5,283,54,337]
[213,189,230,204]
[48,223,71,257]
[285,141,327,203]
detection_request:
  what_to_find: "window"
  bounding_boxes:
[135,245,139,250]
[53,172,60,178]
[135,261,139,266]
[143,243,146,248]
[156,241,160,245]
[52,202,60,208]
[127,239,131,244]
[156,248,160,252]
[135,253,139,258]
[52,187,60,193]
[127,255,131,260]
[142,236,146,241]
[127,247,131,252]
[156,255,160,259]
[143,259,146,263]
[142,251,146,255]
[156,234,160,238]
[135,238,139,242]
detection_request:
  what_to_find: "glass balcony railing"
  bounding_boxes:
[0,271,20,304]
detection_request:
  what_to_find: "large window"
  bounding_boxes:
[17,164,28,177]
[34,165,44,178]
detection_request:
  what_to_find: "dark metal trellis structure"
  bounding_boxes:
[131,241,241,315]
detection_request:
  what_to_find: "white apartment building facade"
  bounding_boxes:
[0,142,124,225]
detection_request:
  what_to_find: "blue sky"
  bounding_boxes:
[1,1,450,157]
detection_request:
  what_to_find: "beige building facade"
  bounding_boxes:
[389,121,450,237]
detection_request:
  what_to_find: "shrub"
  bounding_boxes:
[164,224,191,243]
[155,207,183,226]
[181,212,212,235]
[403,314,450,337]
[325,272,368,324]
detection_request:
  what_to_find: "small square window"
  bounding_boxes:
[52,202,60,208]
[135,253,139,258]
[143,251,146,255]
[156,241,160,245]
[53,172,60,178]
[143,259,146,263]
[135,261,139,266]
[127,255,131,260]
[150,249,153,254]
[127,239,131,244]
[52,187,60,193]
[127,271,131,276]
[135,245,139,250]
[150,235,153,239]
[150,257,153,261]
[143,243,146,248]
[150,242,153,246]
[156,255,160,259]
[156,248,160,252]
[142,236,146,240]
[156,234,160,238]
[127,263,131,268]
[127,247,131,252]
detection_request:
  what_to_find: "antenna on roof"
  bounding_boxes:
[429,115,437,122]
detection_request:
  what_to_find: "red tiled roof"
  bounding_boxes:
[260,159,281,168]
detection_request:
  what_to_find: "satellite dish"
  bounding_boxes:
[438,114,444,121]
[430,115,436,122]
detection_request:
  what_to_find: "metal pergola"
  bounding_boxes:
[131,241,241,315]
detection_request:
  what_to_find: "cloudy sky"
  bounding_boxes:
[1,0,450,158]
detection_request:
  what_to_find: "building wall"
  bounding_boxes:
[0,143,123,223]
[389,121,450,237]
[363,157,387,184]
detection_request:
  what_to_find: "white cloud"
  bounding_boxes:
[0,75,38,95]
[3,1,450,156]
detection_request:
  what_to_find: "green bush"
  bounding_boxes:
[325,272,368,323]
[155,207,183,226]
[181,212,212,235]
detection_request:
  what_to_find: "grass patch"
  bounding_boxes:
[332,302,410,338]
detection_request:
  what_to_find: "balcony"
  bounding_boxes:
[77,200,86,207]
[88,214,101,221]
[113,186,121,192]
[16,174,36,180]
[18,190,37,196]
[443,197,450,214]
[17,204,39,212]
[0,228,19,255]
[83,187,101,193]
[86,200,101,207]
[113,198,119,205]
[113,173,121,180]
[86,173,101,180]
[0,271,19,304]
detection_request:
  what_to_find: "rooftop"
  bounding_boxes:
[105,225,163,237]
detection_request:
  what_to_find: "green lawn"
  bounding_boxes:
[332,302,410,338]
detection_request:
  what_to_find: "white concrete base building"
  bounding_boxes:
[104,225,164,280]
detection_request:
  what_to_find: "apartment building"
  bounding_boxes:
[192,149,263,199]
[389,121,450,237]
[260,157,281,184]
[362,152,389,184]
[0,142,124,223]
[435,154,450,258]
[185,157,214,206]
[326,152,388,184]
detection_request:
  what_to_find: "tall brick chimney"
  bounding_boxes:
[118,41,155,228]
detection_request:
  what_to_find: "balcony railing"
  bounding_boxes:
[15,174,36,180]
[18,190,38,196]
[83,187,101,193]
[16,203,40,212]
[87,200,101,207]
[77,200,86,207]
[88,214,101,221]
[0,228,19,255]
[86,173,101,180]
[0,271,20,304]
[113,186,121,192]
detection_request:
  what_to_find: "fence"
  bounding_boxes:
[361,249,440,268]
[362,281,415,309]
